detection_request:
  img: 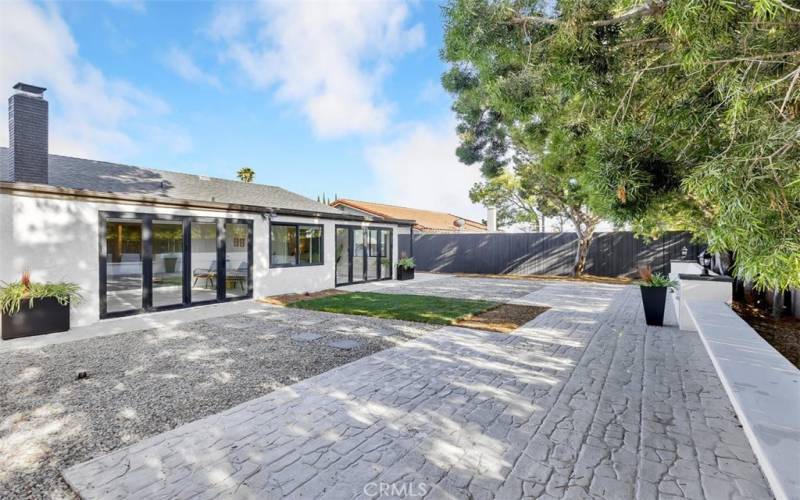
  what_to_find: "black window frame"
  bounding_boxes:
[334,225,393,285]
[99,211,253,319]
[269,222,325,268]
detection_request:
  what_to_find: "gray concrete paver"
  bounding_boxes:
[63,281,772,499]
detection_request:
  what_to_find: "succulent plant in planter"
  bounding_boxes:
[637,266,677,326]
[397,257,416,281]
[0,272,82,340]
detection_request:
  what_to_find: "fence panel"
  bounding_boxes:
[411,231,699,278]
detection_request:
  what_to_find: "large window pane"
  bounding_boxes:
[105,219,142,313]
[352,229,366,282]
[367,229,379,280]
[381,230,392,279]
[191,222,218,303]
[299,226,322,265]
[226,223,249,298]
[335,228,350,285]
[153,220,184,308]
[271,225,297,266]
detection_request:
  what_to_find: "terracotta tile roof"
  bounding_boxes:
[331,199,487,233]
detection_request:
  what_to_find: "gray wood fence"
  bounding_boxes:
[399,231,699,278]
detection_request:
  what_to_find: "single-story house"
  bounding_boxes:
[331,199,488,233]
[0,83,414,329]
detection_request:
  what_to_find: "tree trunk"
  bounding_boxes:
[572,232,593,276]
[772,288,784,318]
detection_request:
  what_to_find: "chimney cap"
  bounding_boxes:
[13,82,46,96]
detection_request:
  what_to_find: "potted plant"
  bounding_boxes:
[637,266,676,326]
[1,272,82,340]
[397,257,416,281]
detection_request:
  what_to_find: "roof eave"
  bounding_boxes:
[0,181,417,225]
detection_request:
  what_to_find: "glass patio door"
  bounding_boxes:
[104,218,144,315]
[352,229,366,283]
[225,222,250,298]
[101,213,252,318]
[335,226,393,286]
[380,230,392,279]
[335,228,351,285]
[152,220,185,308]
[191,221,219,304]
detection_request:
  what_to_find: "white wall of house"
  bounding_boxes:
[265,214,401,296]
[0,191,403,328]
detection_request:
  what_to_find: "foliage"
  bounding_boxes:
[637,265,677,288]
[639,273,677,288]
[236,167,255,183]
[397,257,416,270]
[0,278,82,316]
[441,0,800,290]
[288,292,497,325]
[442,0,606,274]
[469,172,540,230]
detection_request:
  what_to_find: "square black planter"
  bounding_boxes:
[397,267,415,281]
[639,286,667,326]
[1,297,70,340]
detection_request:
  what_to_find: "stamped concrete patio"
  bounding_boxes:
[62,277,772,499]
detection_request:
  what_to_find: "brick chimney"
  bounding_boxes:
[7,83,49,184]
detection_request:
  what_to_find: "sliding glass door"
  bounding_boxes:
[335,228,350,285]
[153,220,184,308]
[104,219,143,315]
[225,222,251,298]
[352,229,366,283]
[100,213,252,318]
[191,221,219,304]
[335,226,393,286]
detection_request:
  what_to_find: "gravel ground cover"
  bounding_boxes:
[0,306,437,499]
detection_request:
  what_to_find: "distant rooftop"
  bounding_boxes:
[331,199,486,233]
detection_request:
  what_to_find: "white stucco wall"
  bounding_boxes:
[0,192,403,328]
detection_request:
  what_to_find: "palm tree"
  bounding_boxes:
[236,167,255,183]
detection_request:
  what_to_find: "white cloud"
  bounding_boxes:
[0,1,188,159]
[210,1,424,138]
[365,119,486,222]
[418,79,447,104]
[108,0,145,13]
[161,46,221,88]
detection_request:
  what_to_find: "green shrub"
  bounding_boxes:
[639,273,677,289]
[0,280,82,316]
[397,257,416,270]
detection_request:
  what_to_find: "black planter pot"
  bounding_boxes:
[1,297,70,340]
[397,266,415,281]
[640,286,667,326]
[163,257,178,273]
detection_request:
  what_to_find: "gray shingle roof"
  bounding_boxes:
[0,147,342,214]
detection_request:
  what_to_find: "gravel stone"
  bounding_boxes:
[0,306,436,499]
[326,339,362,350]
[291,332,324,342]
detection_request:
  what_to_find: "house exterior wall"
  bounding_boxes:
[0,191,402,328]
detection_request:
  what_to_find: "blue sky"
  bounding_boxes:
[0,0,485,220]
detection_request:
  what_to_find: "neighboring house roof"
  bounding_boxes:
[331,199,487,233]
[0,147,341,215]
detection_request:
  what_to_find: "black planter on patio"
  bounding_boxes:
[1,297,70,340]
[639,286,668,326]
[397,266,415,281]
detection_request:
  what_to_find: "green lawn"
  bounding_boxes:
[287,292,498,325]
